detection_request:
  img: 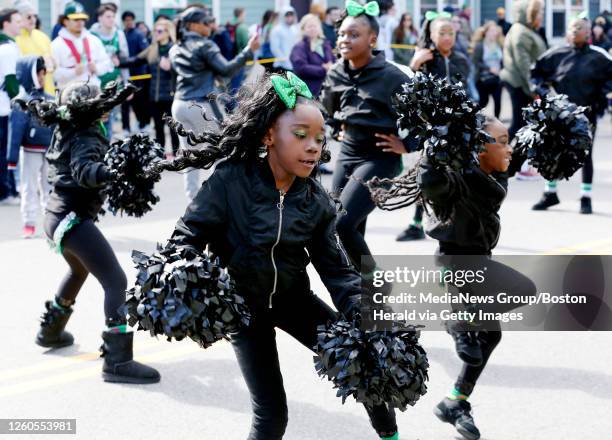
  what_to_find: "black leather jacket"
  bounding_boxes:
[171,160,360,313]
[170,31,252,101]
[45,125,110,218]
[417,158,508,255]
[531,44,612,122]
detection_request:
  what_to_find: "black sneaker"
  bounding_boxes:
[396,224,425,241]
[445,322,483,366]
[434,398,481,440]
[532,192,560,210]
[580,196,592,214]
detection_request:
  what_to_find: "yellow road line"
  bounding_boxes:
[0,344,202,398]
[0,337,165,383]
[540,236,612,255]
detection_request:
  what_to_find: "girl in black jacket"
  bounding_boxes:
[398,13,472,242]
[34,81,160,385]
[148,71,400,440]
[320,4,413,287]
[416,117,535,440]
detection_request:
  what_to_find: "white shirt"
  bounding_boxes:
[0,39,19,116]
[51,28,113,90]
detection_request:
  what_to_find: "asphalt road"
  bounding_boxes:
[1,102,611,439]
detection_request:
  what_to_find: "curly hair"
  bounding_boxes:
[145,72,330,178]
[25,80,137,129]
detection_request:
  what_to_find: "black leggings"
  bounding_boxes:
[449,257,536,396]
[476,80,502,118]
[332,151,402,273]
[230,292,397,439]
[151,100,180,154]
[44,214,127,323]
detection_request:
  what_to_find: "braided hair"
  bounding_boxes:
[145,72,330,178]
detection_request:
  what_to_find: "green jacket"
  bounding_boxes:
[499,0,547,95]
[232,19,249,52]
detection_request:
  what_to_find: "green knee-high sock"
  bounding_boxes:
[380,432,399,440]
[53,297,73,311]
[447,387,469,401]
[581,183,592,197]
[545,181,558,193]
[107,324,129,333]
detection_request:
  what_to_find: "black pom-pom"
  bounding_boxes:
[103,134,164,217]
[314,319,429,411]
[393,72,492,171]
[124,241,251,348]
[514,94,592,181]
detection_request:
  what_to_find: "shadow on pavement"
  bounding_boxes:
[427,346,612,399]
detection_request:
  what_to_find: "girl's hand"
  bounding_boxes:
[248,34,261,52]
[111,55,120,67]
[409,48,433,71]
[375,133,407,154]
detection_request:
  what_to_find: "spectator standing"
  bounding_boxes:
[170,7,259,200]
[377,0,398,60]
[14,1,55,95]
[8,56,53,237]
[136,21,152,43]
[0,8,22,205]
[270,6,299,70]
[472,21,504,117]
[121,10,150,135]
[290,13,335,96]
[500,0,546,145]
[496,7,512,35]
[51,2,113,90]
[592,23,611,52]
[123,18,179,156]
[322,6,341,48]
[227,8,250,93]
[249,9,276,69]
[392,13,418,66]
[90,3,129,139]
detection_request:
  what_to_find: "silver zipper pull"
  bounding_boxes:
[335,233,350,267]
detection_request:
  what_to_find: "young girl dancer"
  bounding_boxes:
[417,117,535,439]
[320,1,413,281]
[150,71,400,439]
[35,81,160,384]
[397,12,471,242]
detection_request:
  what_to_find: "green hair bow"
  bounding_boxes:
[346,0,380,18]
[425,10,452,21]
[270,72,313,109]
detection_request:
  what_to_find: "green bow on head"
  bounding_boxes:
[425,10,452,21]
[270,72,313,109]
[346,0,380,18]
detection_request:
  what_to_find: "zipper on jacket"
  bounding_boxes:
[335,233,350,267]
[269,190,285,308]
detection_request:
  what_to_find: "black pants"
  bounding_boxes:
[121,81,151,131]
[331,150,402,273]
[231,293,397,439]
[504,83,532,176]
[44,214,127,322]
[448,257,536,396]
[476,80,502,118]
[151,100,180,154]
